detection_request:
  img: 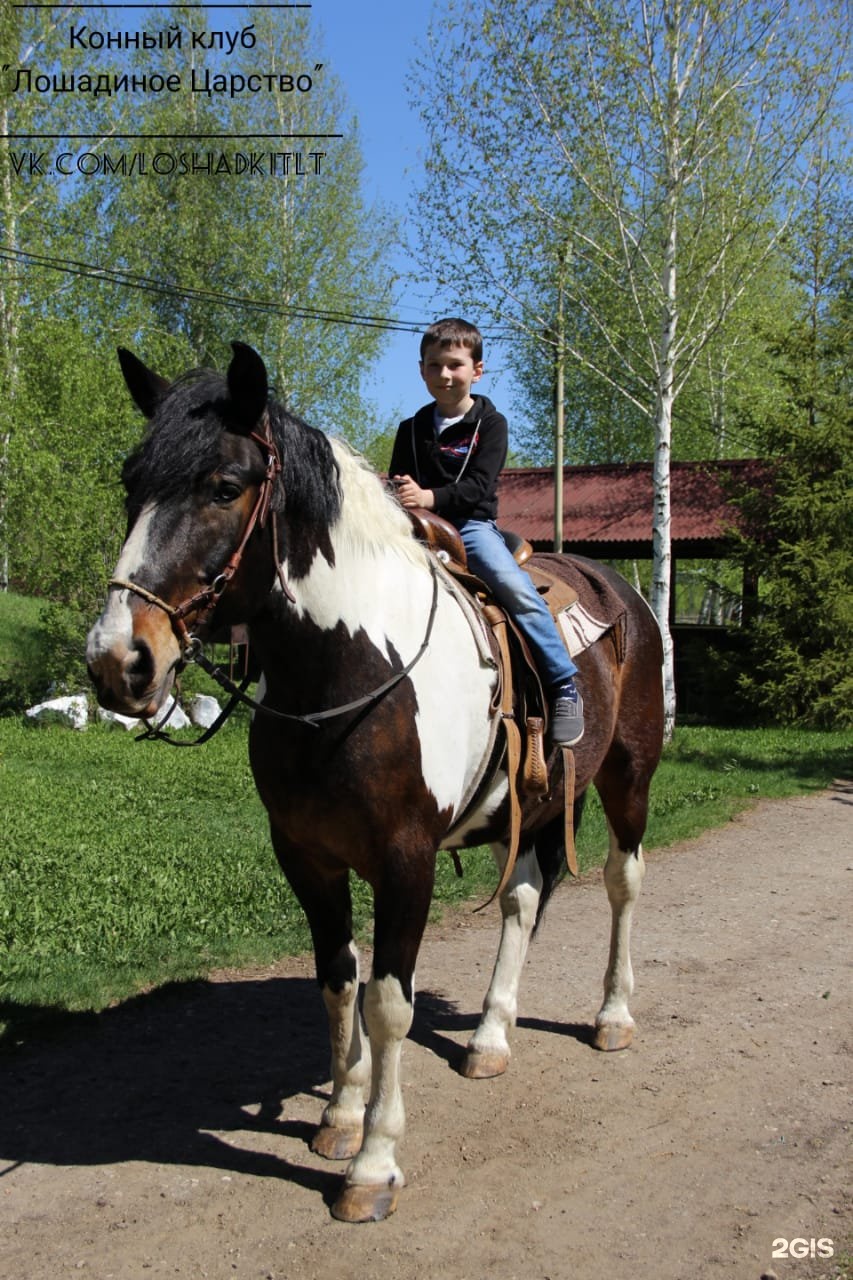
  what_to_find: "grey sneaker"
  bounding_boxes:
[551,681,584,747]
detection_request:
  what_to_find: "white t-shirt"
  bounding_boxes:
[433,409,466,436]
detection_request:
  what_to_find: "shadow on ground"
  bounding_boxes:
[0,971,593,1197]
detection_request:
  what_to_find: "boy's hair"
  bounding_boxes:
[419,317,483,364]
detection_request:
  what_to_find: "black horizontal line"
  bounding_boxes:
[5,133,342,139]
[15,6,311,10]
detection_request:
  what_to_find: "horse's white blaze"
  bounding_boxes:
[86,504,158,664]
[596,823,645,1031]
[345,974,412,1190]
[467,847,543,1062]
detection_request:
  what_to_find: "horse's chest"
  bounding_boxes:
[248,706,452,863]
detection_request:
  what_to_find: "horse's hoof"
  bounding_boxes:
[311,1124,363,1161]
[331,1181,401,1223]
[459,1047,509,1079]
[593,1022,634,1052]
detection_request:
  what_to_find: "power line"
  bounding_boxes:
[1,244,522,340]
[0,244,431,335]
[3,244,760,453]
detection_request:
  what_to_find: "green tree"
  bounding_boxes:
[85,5,397,434]
[2,2,395,631]
[737,151,852,727]
[411,0,849,736]
[227,7,397,433]
[0,0,120,591]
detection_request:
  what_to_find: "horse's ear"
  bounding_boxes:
[227,342,269,428]
[117,347,170,419]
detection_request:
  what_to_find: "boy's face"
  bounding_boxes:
[419,341,483,415]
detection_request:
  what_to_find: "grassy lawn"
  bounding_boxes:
[0,593,51,704]
[1,715,849,1043]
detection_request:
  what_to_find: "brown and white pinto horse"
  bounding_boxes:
[87,342,664,1223]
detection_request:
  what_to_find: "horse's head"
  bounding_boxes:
[87,342,281,717]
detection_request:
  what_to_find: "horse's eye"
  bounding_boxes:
[213,481,242,504]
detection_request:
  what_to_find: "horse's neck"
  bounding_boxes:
[279,441,433,656]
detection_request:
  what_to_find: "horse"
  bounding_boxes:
[86,341,664,1223]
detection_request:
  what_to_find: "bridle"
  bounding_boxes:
[107,408,440,743]
[110,409,294,667]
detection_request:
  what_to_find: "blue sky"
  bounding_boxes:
[309,0,519,432]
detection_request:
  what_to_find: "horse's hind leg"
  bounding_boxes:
[593,761,652,1051]
[461,843,543,1079]
[594,825,645,1050]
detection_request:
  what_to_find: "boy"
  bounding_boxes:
[390,317,584,747]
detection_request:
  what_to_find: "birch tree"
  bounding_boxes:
[95,5,396,433]
[0,0,128,592]
[412,0,848,735]
[1,2,76,590]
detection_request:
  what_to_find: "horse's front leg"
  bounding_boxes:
[594,823,645,1051]
[271,838,370,1160]
[332,849,435,1224]
[313,940,372,1159]
[461,843,543,1079]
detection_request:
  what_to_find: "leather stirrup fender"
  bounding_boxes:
[561,746,579,877]
[474,606,523,912]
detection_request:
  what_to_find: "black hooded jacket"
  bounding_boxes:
[389,394,507,527]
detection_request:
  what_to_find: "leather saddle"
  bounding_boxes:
[405,508,531,571]
[405,507,581,899]
[405,507,578,636]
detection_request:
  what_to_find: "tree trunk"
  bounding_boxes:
[651,373,676,740]
[650,6,682,741]
[0,101,20,593]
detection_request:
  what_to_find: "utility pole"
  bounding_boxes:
[554,335,564,552]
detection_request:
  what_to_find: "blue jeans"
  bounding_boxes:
[458,518,577,690]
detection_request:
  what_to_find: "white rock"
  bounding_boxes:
[25,694,89,730]
[97,707,140,731]
[189,693,222,728]
[152,696,191,730]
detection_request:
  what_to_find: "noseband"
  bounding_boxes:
[109,409,293,661]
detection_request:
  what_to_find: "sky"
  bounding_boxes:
[304,0,520,433]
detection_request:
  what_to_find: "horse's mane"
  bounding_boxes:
[328,437,428,569]
[122,369,231,510]
[121,366,426,570]
[121,368,340,521]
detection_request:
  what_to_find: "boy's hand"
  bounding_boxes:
[392,475,435,510]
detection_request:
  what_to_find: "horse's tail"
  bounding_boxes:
[531,792,587,936]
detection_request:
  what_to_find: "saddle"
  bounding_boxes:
[405,508,579,620]
[406,509,618,900]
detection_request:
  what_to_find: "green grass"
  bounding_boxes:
[0,592,51,695]
[0,717,849,1044]
[0,591,44,664]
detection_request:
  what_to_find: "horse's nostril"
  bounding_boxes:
[126,638,155,696]
[86,662,110,705]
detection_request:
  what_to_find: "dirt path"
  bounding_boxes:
[2,786,851,1280]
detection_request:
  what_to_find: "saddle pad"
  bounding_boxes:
[556,600,611,658]
[525,564,579,614]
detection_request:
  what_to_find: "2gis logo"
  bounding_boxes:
[771,1237,835,1259]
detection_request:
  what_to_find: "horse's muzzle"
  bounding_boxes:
[86,627,172,718]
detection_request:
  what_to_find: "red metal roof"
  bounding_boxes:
[498,459,770,550]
